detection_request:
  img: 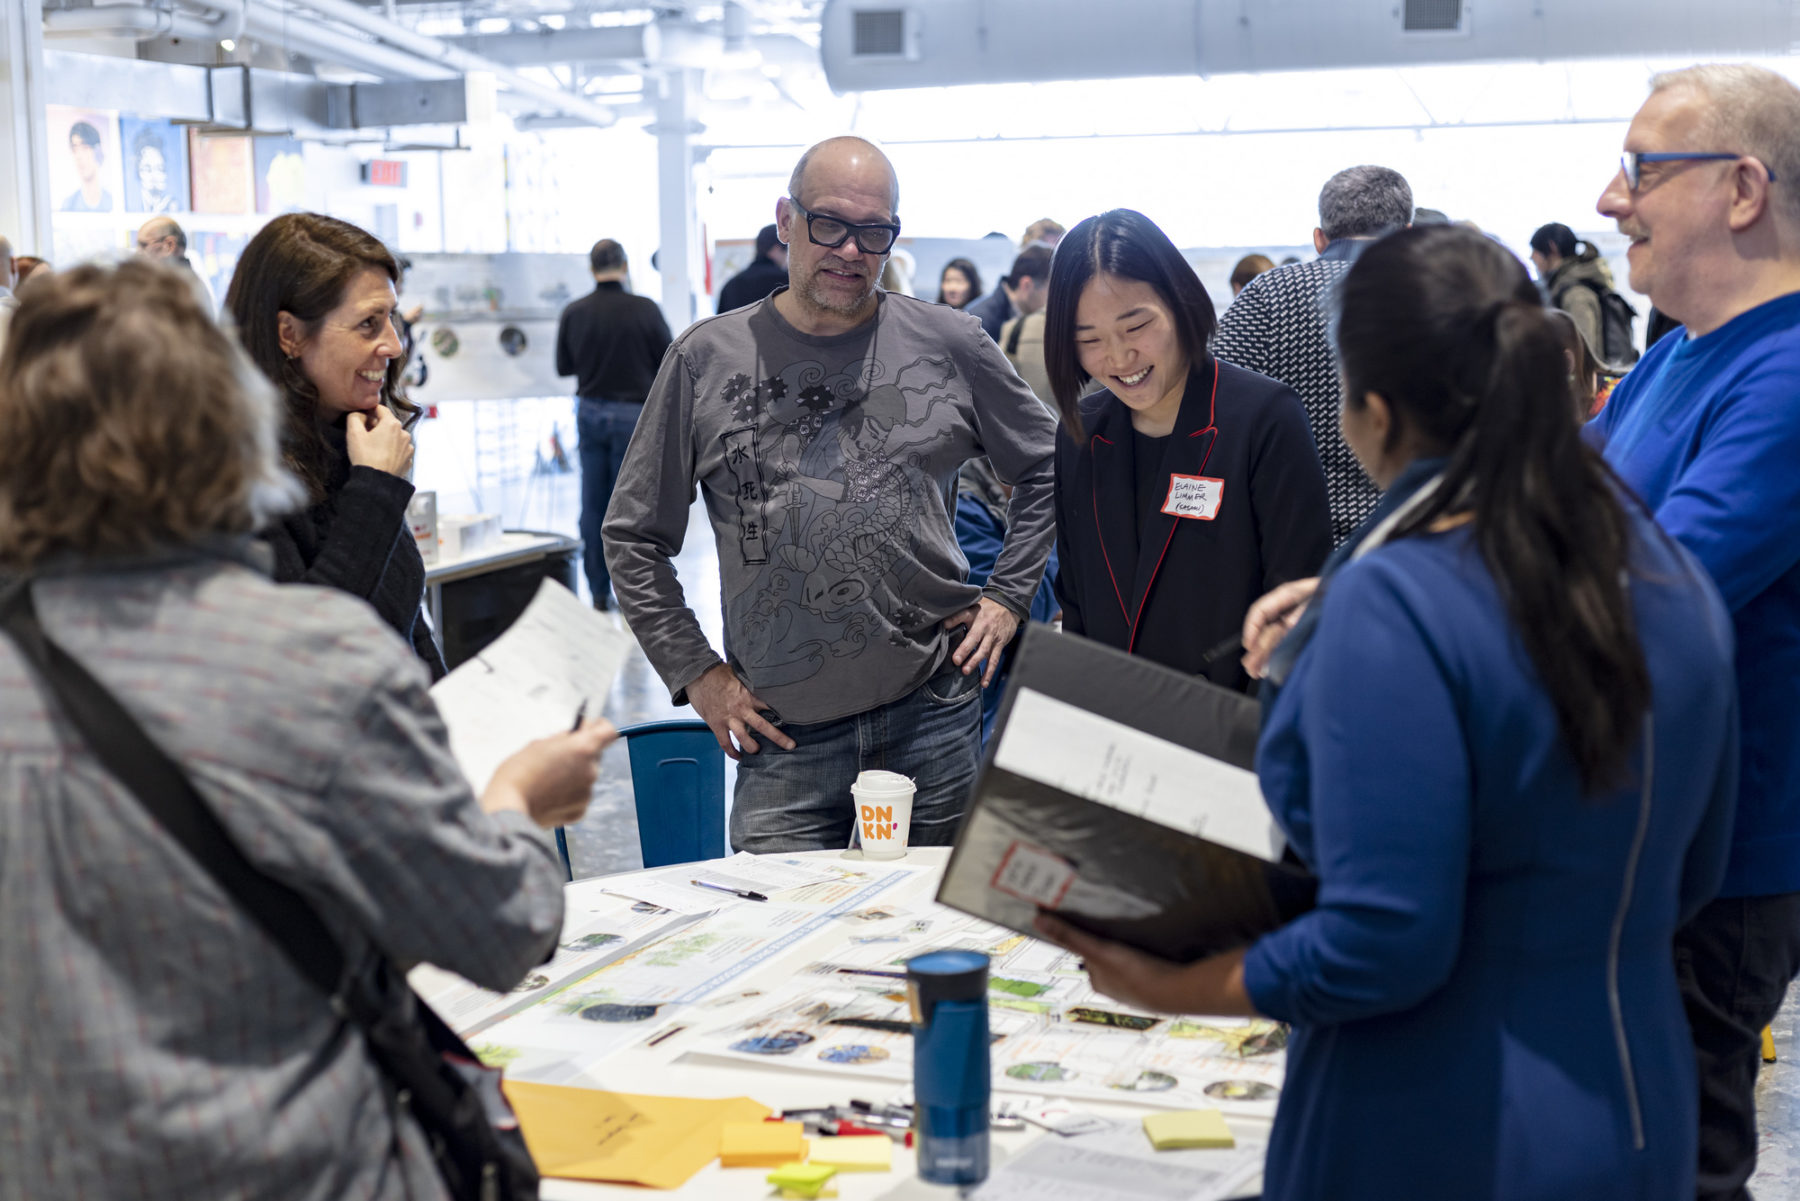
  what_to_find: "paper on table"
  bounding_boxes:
[992,689,1284,863]
[429,579,634,793]
[600,877,740,915]
[691,852,852,895]
[969,1120,1263,1201]
[503,1081,769,1188]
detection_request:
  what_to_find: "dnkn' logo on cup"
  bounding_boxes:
[851,770,915,860]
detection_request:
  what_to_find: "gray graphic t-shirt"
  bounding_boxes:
[604,290,1058,725]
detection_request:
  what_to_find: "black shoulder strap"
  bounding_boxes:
[0,579,345,1000]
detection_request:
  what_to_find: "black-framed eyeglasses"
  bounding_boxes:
[786,197,900,255]
[1621,151,1778,191]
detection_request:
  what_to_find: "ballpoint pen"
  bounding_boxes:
[690,879,769,902]
[569,698,588,732]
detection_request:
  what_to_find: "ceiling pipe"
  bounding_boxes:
[254,0,624,125]
[43,4,221,40]
[241,3,457,79]
[441,23,658,66]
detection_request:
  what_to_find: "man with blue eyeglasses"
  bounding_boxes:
[1587,63,1800,1201]
[605,136,1056,855]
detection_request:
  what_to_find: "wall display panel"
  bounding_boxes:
[119,116,190,215]
[46,105,123,215]
[254,136,307,215]
[189,130,252,215]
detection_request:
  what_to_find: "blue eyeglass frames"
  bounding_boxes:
[1621,151,1778,191]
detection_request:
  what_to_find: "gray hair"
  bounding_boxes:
[1318,165,1414,241]
[1651,63,1800,226]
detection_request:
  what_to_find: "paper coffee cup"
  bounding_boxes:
[853,770,915,860]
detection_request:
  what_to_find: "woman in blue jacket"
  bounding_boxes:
[1044,209,1330,689]
[1037,225,1739,1200]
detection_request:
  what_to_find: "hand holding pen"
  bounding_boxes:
[477,700,615,829]
[1239,577,1320,679]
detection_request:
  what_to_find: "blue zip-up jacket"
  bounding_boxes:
[1245,510,1737,1200]
[1587,290,1800,898]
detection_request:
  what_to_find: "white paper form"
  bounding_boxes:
[428,579,635,793]
[600,855,883,914]
[993,689,1285,863]
[692,852,857,895]
[970,1122,1264,1201]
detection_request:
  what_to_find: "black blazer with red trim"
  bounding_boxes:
[1052,354,1332,690]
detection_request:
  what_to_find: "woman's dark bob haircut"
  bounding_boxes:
[1043,209,1217,437]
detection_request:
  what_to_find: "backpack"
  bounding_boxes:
[1565,278,1640,367]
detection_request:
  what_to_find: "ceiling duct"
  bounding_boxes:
[819,0,1800,92]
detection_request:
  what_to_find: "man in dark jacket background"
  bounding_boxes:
[556,238,673,609]
[717,224,788,313]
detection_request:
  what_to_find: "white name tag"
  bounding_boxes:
[1161,473,1225,520]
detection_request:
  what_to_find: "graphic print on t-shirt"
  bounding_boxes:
[714,353,960,688]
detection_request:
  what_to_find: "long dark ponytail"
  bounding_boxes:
[1336,225,1649,794]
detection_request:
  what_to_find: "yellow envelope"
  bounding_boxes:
[504,1080,770,1189]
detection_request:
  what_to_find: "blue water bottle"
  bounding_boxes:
[907,949,990,1186]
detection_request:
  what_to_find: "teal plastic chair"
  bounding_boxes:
[554,718,727,880]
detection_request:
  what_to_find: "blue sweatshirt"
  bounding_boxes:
[1588,289,1800,898]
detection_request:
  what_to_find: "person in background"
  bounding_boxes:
[136,216,216,313]
[13,256,48,287]
[392,256,427,389]
[603,136,1057,854]
[1645,305,1683,348]
[1590,63,1800,1201]
[1045,209,1330,690]
[996,245,1056,402]
[1412,206,1452,225]
[1021,217,1066,248]
[1529,221,1622,365]
[0,258,617,1200]
[227,212,446,679]
[953,457,1059,746]
[936,257,981,308]
[0,237,15,354]
[718,223,789,313]
[1546,308,1607,420]
[1213,165,1413,546]
[879,245,916,296]
[1043,224,1738,1201]
[555,239,674,610]
[1228,253,1274,297]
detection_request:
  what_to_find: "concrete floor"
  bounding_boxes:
[559,499,1800,1194]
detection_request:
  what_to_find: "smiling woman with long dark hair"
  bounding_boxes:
[1043,208,1330,688]
[227,212,444,678]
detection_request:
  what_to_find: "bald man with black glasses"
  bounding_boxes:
[604,136,1057,855]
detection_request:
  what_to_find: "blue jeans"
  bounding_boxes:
[729,659,983,853]
[576,398,643,606]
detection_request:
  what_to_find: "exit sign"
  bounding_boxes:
[362,160,407,187]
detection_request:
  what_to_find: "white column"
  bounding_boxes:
[651,66,703,336]
[0,0,52,257]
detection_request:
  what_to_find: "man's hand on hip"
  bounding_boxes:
[945,597,1020,688]
[687,663,796,760]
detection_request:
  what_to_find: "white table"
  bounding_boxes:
[423,530,581,640]
[493,849,1270,1200]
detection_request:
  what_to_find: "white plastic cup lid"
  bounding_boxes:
[854,770,914,792]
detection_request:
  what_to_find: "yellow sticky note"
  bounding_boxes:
[767,1162,839,1198]
[720,1121,808,1168]
[503,1081,768,1188]
[806,1134,894,1171]
[1142,1109,1235,1150]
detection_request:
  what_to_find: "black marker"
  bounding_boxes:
[569,698,588,732]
